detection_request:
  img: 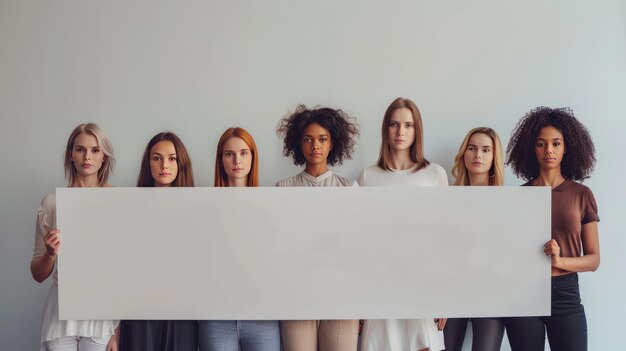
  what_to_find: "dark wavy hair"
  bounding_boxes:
[276,104,360,166]
[506,107,596,181]
[137,132,195,187]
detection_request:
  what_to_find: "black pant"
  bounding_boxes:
[505,273,587,351]
[444,317,504,351]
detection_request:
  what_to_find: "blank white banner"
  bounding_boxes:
[56,187,550,320]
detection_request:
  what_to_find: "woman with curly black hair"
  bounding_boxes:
[275,104,360,351]
[504,107,600,351]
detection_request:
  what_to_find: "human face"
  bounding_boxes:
[221,137,252,186]
[535,126,565,171]
[150,140,178,187]
[71,133,105,179]
[301,123,333,166]
[463,133,494,177]
[387,108,416,151]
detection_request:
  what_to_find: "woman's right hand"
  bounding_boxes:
[44,230,61,257]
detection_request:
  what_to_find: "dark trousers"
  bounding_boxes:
[444,317,504,351]
[120,320,199,351]
[505,273,587,351]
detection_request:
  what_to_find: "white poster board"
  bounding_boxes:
[57,187,550,320]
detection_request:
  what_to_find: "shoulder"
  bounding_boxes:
[428,163,447,175]
[418,163,447,178]
[563,179,594,196]
[357,164,387,186]
[275,174,301,187]
[332,174,356,187]
[40,192,56,211]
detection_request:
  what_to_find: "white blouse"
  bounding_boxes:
[32,192,118,347]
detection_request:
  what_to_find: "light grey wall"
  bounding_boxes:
[1,1,624,350]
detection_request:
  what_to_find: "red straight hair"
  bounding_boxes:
[214,127,259,187]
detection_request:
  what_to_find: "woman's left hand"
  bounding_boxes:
[544,239,562,267]
[106,329,119,351]
[435,318,447,331]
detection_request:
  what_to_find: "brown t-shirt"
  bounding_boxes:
[525,179,600,263]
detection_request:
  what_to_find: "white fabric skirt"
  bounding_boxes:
[360,319,445,351]
[40,282,118,349]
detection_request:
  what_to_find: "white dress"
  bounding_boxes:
[357,163,448,351]
[32,192,119,349]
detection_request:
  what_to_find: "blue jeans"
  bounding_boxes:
[505,273,587,351]
[198,320,280,351]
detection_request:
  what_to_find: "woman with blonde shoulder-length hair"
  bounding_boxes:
[451,127,504,186]
[444,127,505,351]
[198,127,281,351]
[30,123,120,351]
[119,131,198,351]
[358,97,447,351]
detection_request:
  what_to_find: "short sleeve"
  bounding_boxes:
[356,169,366,186]
[582,187,599,224]
[32,193,56,263]
[436,164,449,187]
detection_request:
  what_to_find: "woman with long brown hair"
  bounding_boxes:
[358,97,447,351]
[119,131,198,351]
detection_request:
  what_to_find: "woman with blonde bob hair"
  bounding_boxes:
[451,127,504,186]
[214,127,259,187]
[444,127,505,351]
[198,126,280,351]
[31,123,120,350]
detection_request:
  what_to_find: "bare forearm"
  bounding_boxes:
[553,253,600,273]
[30,254,55,282]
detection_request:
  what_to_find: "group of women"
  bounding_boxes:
[31,97,600,351]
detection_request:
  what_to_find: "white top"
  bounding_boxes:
[357,163,449,187]
[357,163,448,351]
[32,192,119,346]
[276,170,357,187]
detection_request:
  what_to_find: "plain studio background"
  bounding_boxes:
[0,1,624,350]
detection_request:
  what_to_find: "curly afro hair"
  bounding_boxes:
[277,104,360,166]
[506,106,596,181]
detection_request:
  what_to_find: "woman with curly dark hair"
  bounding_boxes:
[275,104,360,351]
[357,97,447,351]
[504,107,600,351]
